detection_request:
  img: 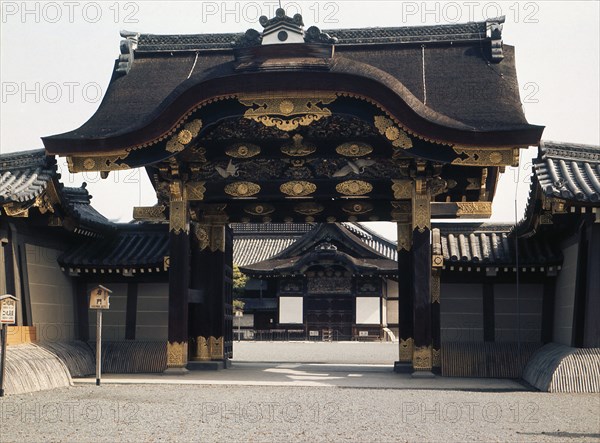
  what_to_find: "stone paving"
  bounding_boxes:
[0,342,598,442]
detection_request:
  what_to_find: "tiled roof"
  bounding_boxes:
[433,223,562,267]
[342,223,397,261]
[0,149,56,204]
[59,224,169,273]
[533,141,600,203]
[60,185,113,231]
[136,20,492,52]
[232,223,313,266]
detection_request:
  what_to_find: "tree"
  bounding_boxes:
[232,263,249,305]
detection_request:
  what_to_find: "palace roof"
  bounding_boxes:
[0,149,56,204]
[533,141,600,203]
[58,223,169,275]
[43,16,543,155]
[433,223,562,271]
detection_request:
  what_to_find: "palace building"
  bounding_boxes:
[1,10,598,387]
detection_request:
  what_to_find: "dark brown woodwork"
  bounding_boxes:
[125,283,138,340]
[75,279,89,342]
[412,227,432,363]
[168,230,190,345]
[397,248,413,361]
[482,282,495,342]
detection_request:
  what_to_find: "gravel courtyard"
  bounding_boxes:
[0,342,598,442]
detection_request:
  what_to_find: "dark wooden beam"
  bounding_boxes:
[16,242,32,326]
[482,282,495,342]
[75,279,89,342]
[412,226,432,371]
[396,223,413,366]
[572,222,589,347]
[125,283,138,340]
[541,278,556,344]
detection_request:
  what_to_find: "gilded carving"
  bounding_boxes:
[224,182,261,197]
[281,134,316,157]
[210,225,226,253]
[392,179,412,199]
[225,143,261,158]
[336,142,373,157]
[412,180,431,233]
[167,341,188,368]
[163,256,170,271]
[169,200,189,235]
[431,272,441,303]
[294,202,324,215]
[456,202,492,218]
[239,94,336,131]
[193,336,211,361]
[432,255,444,269]
[133,205,166,221]
[336,180,373,196]
[397,223,412,252]
[399,338,414,362]
[452,146,517,166]
[193,224,209,250]
[280,181,317,197]
[244,204,275,216]
[185,182,206,201]
[68,155,130,173]
[209,336,224,360]
[432,348,441,368]
[413,345,433,370]
[391,201,411,223]
[342,202,373,215]
[374,116,413,149]
[166,119,203,153]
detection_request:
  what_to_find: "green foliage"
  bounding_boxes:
[232,264,249,298]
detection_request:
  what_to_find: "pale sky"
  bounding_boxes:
[1,1,599,241]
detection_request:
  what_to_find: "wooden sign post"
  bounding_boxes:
[89,286,112,386]
[0,294,18,397]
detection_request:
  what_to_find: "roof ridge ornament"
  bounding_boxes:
[116,30,140,75]
[234,7,337,48]
[485,16,504,62]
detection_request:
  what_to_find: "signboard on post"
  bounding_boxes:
[89,286,111,387]
[0,295,17,324]
[0,294,18,397]
[89,285,111,310]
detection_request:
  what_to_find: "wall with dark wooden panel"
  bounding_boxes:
[494,284,543,342]
[440,283,483,342]
[26,244,75,341]
[136,283,168,340]
[554,235,578,345]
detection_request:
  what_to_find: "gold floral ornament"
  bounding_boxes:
[452,146,517,166]
[244,204,275,216]
[374,116,413,149]
[294,202,324,215]
[224,181,261,197]
[226,143,261,159]
[336,180,373,196]
[281,134,316,157]
[166,119,203,153]
[342,202,373,215]
[336,142,373,157]
[239,94,337,132]
[280,181,317,197]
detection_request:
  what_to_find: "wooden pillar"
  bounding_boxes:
[541,277,556,344]
[431,269,441,372]
[189,207,229,362]
[395,222,413,367]
[412,178,433,374]
[166,181,190,371]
